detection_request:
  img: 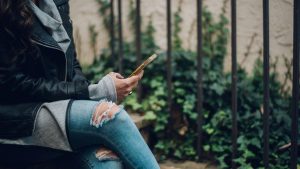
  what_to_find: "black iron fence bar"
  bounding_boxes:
[231,0,237,168]
[136,0,142,101]
[196,0,204,158]
[263,0,270,168]
[110,0,115,69]
[118,0,123,73]
[291,0,300,168]
[167,0,172,113]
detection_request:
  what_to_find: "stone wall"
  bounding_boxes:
[70,0,293,82]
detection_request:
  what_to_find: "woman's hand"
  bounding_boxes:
[109,71,144,102]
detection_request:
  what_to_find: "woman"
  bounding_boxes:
[0,0,160,168]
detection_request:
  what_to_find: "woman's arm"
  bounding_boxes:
[0,46,89,102]
[72,53,89,83]
[0,67,89,102]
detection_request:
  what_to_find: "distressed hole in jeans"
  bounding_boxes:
[95,147,119,161]
[90,101,120,128]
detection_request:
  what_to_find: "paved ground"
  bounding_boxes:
[159,160,217,169]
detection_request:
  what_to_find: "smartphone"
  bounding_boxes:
[129,54,158,77]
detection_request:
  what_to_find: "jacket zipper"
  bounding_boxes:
[32,39,68,82]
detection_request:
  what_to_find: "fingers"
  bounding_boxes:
[124,70,144,91]
[128,70,144,81]
[109,71,142,80]
[137,70,144,80]
[108,72,124,79]
[126,75,140,86]
[109,71,143,102]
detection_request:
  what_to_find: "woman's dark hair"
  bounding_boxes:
[0,0,37,64]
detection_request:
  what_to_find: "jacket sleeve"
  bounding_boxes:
[0,66,90,102]
[71,49,90,83]
[0,45,89,103]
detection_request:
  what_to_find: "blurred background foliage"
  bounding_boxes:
[83,0,297,168]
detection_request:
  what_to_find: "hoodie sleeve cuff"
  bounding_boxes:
[88,75,117,102]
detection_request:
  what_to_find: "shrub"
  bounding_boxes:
[83,0,297,168]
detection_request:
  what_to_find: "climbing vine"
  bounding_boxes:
[83,0,297,168]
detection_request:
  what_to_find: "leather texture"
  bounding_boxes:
[0,0,90,139]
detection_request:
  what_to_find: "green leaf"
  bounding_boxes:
[204,145,210,152]
[144,111,157,121]
[174,149,182,158]
[85,3,292,167]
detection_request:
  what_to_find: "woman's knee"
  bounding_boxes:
[90,101,126,128]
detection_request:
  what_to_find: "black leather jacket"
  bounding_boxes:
[0,0,90,139]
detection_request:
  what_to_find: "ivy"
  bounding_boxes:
[83,0,298,168]
[173,0,183,50]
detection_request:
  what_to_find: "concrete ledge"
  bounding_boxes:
[131,113,152,129]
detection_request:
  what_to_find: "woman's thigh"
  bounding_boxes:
[67,100,159,169]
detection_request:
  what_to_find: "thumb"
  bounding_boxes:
[108,72,124,79]
[126,75,140,85]
[115,73,124,79]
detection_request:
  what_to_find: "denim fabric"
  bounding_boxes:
[68,100,160,169]
[73,146,123,169]
[0,100,159,169]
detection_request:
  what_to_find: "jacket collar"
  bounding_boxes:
[31,16,62,51]
[53,0,69,6]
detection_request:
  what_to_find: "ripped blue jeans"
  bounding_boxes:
[67,100,160,169]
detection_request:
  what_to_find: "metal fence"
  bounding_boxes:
[109,0,299,168]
